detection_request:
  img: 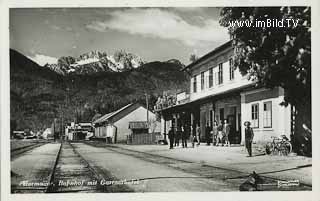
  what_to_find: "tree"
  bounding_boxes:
[219,7,311,151]
[189,53,199,63]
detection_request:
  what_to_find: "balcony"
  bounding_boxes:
[154,92,190,111]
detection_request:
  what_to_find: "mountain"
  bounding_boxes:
[44,50,145,75]
[10,49,188,132]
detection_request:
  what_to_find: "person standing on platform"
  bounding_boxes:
[191,124,196,148]
[224,119,231,147]
[217,120,224,146]
[168,127,174,149]
[181,125,188,148]
[196,123,201,146]
[205,123,211,145]
[244,121,254,157]
[175,125,181,147]
[212,121,218,146]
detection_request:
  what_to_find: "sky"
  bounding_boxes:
[10,7,230,66]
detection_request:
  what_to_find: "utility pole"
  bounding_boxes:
[145,92,149,123]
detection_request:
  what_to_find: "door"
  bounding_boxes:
[238,113,241,143]
[219,108,224,122]
[227,115,236,144]
[200,110,206,141]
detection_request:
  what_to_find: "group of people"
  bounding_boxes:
[167,120,255,157]
[206,119,231,147]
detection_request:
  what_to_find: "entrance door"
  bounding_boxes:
[219,108,224,122]
[227,115,236,143]
[200,110,206,141]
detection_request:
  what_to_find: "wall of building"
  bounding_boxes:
[240,87,291,144]
[95,126,107,138]
[200,103,213,139]
[189,53,253,102]
[114,106,160,143]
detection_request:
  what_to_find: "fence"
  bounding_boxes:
[127,132,162,145]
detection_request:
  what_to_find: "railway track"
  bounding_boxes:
[46,142,103,193]
[11,141,133,193]
[11,142,47,159]
[46,142,133,193]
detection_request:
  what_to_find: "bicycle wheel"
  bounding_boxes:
[265,142,274,155]
[280,141,292,156]
[284,141,292,154]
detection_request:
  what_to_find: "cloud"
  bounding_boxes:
[86,8,229,46]
[51,25,61,30]
[49,24,73,32]
[27,54,58,66]
[173,7,204,12]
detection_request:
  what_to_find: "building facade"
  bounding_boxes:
[157,41,292,145]
[93,103,161,143]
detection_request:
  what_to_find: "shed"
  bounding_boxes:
[93,103,161,143]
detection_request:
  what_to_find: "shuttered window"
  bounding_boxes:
[251,103,259,128]
[209,68,213,88]
[201,72,204,90]
[229,58,234,80]
[193,75,197,93]
[218,63,223,84]
[263,101,272,128]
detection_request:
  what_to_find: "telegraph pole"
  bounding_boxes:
[145,92,149,123]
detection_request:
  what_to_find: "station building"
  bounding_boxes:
[156,41,292,145]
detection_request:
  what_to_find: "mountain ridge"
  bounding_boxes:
[10,49,189,132]
[42,50,145,75]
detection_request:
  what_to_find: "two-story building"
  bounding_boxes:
[157,41,292,145]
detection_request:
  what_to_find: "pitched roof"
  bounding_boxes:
[93,103,135,124]
[182,40,232,71]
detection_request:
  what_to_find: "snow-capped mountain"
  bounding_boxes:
[44,50,145,75]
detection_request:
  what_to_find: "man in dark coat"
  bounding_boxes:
[168,127,174,149]
[244,121,254,157]
[175,125,181,147]
[205,123,212,145]
[181,125,188,148]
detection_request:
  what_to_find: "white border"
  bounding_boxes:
[1,0,319,201]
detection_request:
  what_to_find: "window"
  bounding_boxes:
[209,68,213,88]
[201,72,204,90]
[251,104,259,128]
[193,76,197,93]
[218,63,223,84]
[210,110,213,126]
[215,71,218,85]
[229,58,234,80]
[263,101,272,128]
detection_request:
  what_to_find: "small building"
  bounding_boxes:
[66,122,93,141]
[12,131,25,139]
[93,103,161,143]
[42,128,53,140]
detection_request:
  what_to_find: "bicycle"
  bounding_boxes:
[265,135,292,156]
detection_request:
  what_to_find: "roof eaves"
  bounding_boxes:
[94,103,134,124]
[182,40,233,72]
